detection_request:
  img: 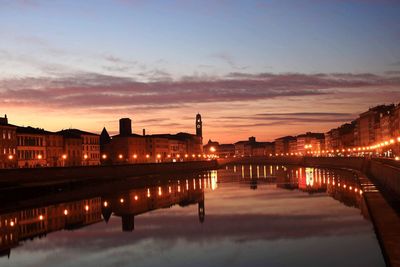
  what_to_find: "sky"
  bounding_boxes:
[0,0,400,143]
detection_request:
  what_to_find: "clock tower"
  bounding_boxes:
[196,113,202,137]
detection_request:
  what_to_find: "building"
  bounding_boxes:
[16,126,47,168]
[0,115,17,169]
[325,122,355,152]
[354,104,395,147]
[103,114,203,164]
[218,144,235,157]
[274,136,296,155]
[296,132,325,155]
[234,137,273,157]
[46,133,64,167]
[58,129,100,166]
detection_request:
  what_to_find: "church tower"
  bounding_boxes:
[196,113,202,137]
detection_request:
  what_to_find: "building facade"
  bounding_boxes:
[0,115,17,169]
[16,127,47,168]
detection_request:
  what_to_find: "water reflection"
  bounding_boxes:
[0,165,384,267]
[0,173,219,258]
[226,164,366,210]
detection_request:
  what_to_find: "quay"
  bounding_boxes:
[0,160,218,189]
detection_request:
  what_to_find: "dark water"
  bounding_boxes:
[0,165,385,267]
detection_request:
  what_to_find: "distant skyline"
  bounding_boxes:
[1,0,400,142]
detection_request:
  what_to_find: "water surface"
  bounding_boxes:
[0,165,385,267]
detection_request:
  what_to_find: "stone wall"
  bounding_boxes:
[0,160,218,187]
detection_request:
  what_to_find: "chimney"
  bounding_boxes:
[143,128,146,136]
[0,114,8,125]
[119,118,132,136]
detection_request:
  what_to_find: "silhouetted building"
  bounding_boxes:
[119,118,132,136]
[196,113,202,137]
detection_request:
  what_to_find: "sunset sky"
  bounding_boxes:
[1,0,400,143]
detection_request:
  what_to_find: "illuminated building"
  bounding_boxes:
[354,105,394,147]
[274,136,296,155]
[234,137,273,157]
[0,115,17,169]
[296,132,325,155]
[46,133,64,167]
[103,115,203,164]
[16,126,47,168]
[325,122,355,151]
[58,129,100,166]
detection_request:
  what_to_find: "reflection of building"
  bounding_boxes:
[0,197,102,257]
[102,178,206,231]
[0,115,17,169]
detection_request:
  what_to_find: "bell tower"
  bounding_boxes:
[196,113,202,137]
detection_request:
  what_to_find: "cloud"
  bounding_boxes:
[0,71,399,112]
[211,53,249,70]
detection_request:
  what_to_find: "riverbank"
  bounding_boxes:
[0,160,218,188]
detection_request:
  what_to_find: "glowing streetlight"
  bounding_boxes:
[118,154,123,159]
[133,154,137,159]
[102,154,107,159]
[209,146,216,153]
[62,154,67,159]
[8,155,13,160]
[64,209,68,216]
[84,154,88,159]
[85,205,89,211]
[38,154,42,160]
